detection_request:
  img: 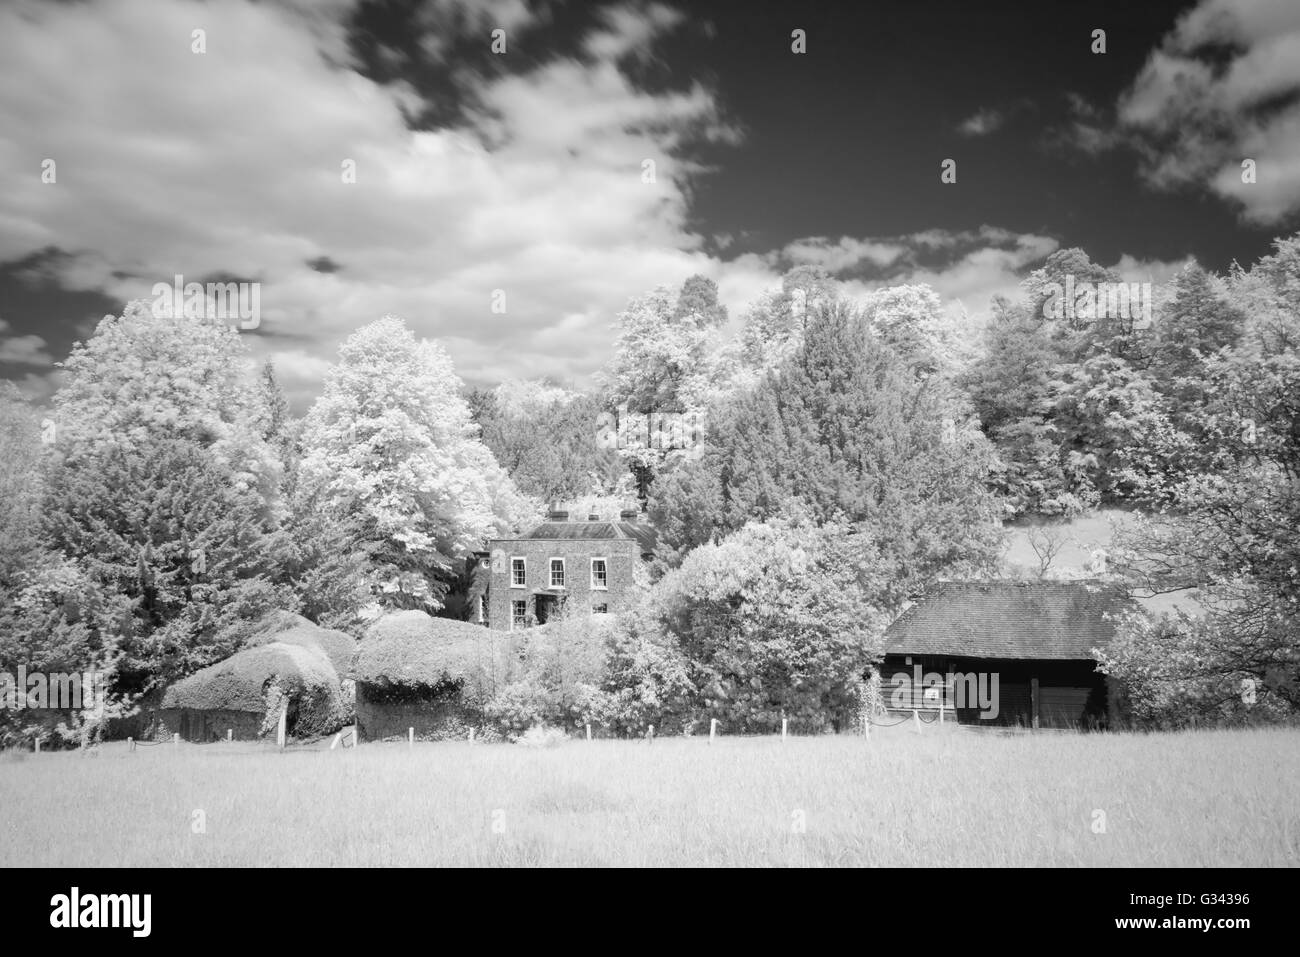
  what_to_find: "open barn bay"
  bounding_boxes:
[3,727,1296,868]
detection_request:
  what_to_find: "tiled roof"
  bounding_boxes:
[506,521,658,553]
[883,580,1135,660]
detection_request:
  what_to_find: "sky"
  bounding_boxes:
[2,0,1299,409]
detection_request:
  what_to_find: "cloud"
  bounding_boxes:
[957,108,1005,137]
[0,0,740,404]
[1113,0,1300,223]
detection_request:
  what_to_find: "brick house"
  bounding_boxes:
[479,508,656,630]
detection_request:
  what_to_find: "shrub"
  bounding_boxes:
[356,610,521,709]
[160,641,346,738]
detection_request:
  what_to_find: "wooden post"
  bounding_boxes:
[585,723,591,741]
[647,724,654,743]
[1031,677,1040,730]
[407,726,414,748]
[227,729,233,742]
[781,717,788,742]
[329,732,342,750]
[864,716,870,740]
[469,728,475,743]
[127,736,134,752]
[709,717,717,745]
[276,704,287,750]
[939,698,944,726]
[34,737,40,754]
[913,709,921,734]
[173,732,180,750]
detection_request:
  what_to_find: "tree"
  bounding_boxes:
[52,300,280,499]
[298,316,532,611]
[652,299,1004,584]
[42,437,289,695]
[0,383,45,593]
[649,520,893,732]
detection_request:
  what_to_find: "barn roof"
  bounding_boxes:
[883,580,1135,660]
[499,521,657,554]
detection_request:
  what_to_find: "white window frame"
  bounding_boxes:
[591,603,608,615]
[590,557,608,591]
[549,557,565,589]
[510,599,528,630]
[510,556,526,588]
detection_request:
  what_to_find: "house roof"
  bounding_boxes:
[497,521,657,554]
[883,580,1135,661]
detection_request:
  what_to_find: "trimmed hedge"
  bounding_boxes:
[356,611,521,707]
[248,623,356,678]
[160,641,347,738]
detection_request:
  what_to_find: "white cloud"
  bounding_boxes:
[957,108,1004,137]
[1115,0,1300,223]
[0,0,739,404]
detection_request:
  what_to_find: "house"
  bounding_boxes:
[877,580,1135,729]
[481,508,655,630]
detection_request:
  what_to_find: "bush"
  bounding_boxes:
[356,610,520,709]
[160,641,346,738]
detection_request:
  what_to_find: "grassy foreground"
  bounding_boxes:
[2,726,1297,866]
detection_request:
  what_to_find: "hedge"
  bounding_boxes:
[355,610,522,706]
[248,623,356,678]
[160,641,347,737]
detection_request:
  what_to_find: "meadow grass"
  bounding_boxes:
[1,726,1296,866]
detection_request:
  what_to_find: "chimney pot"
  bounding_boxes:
[619,509,638,521]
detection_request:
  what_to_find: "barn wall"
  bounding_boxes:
[879,655,1108,729]
[152,708,264,742]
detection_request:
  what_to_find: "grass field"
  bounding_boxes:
[2,726,1297,866]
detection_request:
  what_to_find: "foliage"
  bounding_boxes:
[648,519,894,733]
[160,640,347,738]
[298,316,533,611]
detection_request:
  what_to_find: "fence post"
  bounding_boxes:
[913,709,921,734]
[781,717,788,742]
[227,728,233,742]
[34,736,40,754]
[407,727,414,749]
[647,724,654,743]
[276,704,286,751]
[939,699,944,726]
[173,732,180,750]
[709,717,717,745]
[329,732,342,750]
[585,723,591,741]
[127,736,134,752]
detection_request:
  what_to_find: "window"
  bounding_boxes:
[549,557,565,588]
[510,557,526,587]
[592,603,608,615]
[511,600,528,630]
[591,557,608,590]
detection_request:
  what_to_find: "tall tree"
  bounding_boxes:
[298,316,532,611]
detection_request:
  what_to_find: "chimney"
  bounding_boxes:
[548,508,569,521]
[587,513,600,522]
[619,509,638,521]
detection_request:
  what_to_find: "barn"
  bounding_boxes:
[878,580,1135,729]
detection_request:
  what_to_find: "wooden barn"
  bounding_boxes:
[878,580,1135,729]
